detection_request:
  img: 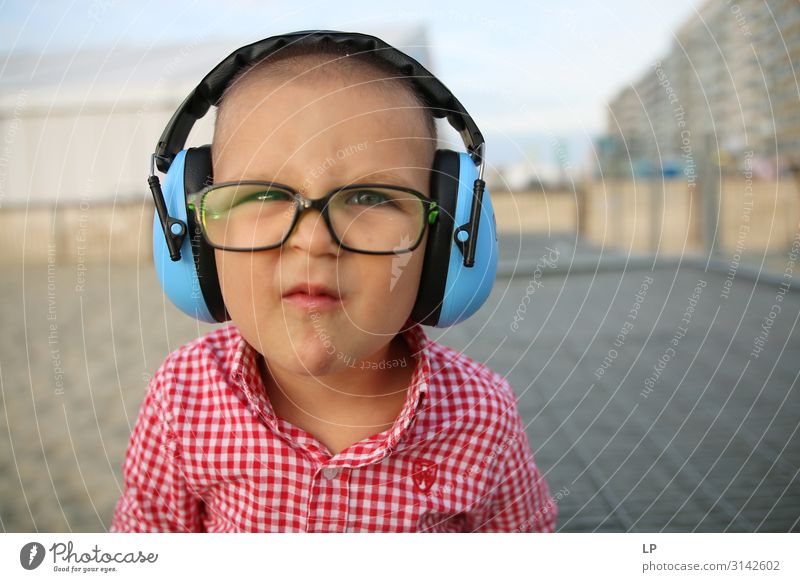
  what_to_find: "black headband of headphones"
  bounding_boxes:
[153,29,485,173]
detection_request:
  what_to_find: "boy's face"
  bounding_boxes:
[212,74,434,377]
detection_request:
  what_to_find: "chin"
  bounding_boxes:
[273,331,340,373]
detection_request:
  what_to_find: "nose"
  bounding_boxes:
[285,205,340,256]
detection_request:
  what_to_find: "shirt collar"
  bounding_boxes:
[229,317,431,465]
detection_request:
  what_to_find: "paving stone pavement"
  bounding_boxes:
[1,235,798,532]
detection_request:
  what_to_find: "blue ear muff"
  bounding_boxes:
[411,150,499,328]
[152,149,217,323]
[438,152,498,327]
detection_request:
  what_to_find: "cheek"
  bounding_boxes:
[346,247,425,316]
[215,251,274,319]
[390,231,427,296]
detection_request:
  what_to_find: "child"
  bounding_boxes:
[110,36,556,533]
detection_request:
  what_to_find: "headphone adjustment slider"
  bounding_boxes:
[453,178,486,268]
[148,173,187,262]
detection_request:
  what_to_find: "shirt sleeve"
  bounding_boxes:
[109,362,205,532]
[475,391,557,533]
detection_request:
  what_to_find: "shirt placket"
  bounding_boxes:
[306,465,351,532]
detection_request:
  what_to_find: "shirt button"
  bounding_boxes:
[321,466,341,480]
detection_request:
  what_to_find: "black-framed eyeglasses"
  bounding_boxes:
[186,180,440,254]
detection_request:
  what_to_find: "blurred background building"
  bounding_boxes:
[600,0,799,176]
[589,0,800,262]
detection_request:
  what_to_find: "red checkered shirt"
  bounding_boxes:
[110,319,556,532]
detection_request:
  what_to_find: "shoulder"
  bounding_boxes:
[426,338,516,404]
[152,324,240,383]
[148,324,243,414]
[420,335,521,437]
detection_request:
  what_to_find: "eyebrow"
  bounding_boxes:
[245,172,419,192]
[354,171,415,188]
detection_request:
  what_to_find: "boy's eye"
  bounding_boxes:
[345,189,397,208]
[202,187,293,220]
[236,189,292,206]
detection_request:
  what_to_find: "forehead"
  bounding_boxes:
[212,76,433,189]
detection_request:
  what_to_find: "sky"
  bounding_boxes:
[0,0,703,169]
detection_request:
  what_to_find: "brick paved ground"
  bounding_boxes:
[1,234,798,532]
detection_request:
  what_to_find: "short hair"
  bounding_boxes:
[212,40,438,160]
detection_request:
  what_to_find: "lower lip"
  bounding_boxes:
[282,292,342,309]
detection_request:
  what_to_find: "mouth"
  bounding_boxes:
[282,282,343,310]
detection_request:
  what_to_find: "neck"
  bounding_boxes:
[258,333,415,427]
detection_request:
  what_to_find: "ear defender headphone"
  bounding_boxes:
[149,30,498,328]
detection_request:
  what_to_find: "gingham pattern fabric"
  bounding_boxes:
[110,319,556,532]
